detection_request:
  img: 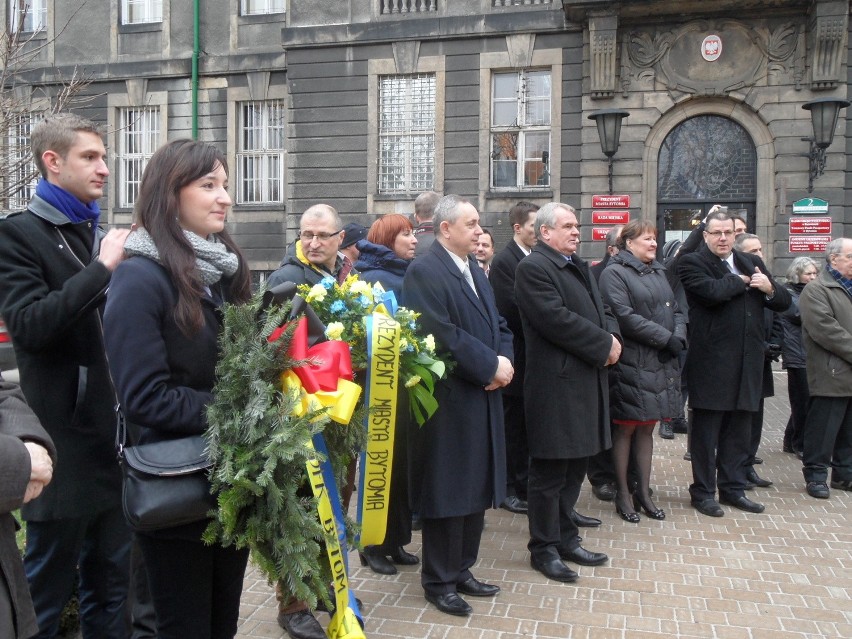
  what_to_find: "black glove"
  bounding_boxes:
[765,343,782,361]
[658,350,673,363]
[666,335,685,356]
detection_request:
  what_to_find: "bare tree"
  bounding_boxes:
[0,1,93,212]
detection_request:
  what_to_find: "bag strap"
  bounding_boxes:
[115,404,127,461]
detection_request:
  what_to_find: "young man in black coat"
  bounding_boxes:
[0,114,132,637]
[677,211,790,517]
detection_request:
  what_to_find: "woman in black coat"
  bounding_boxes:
[599,220,686,522]
[103,140,252,639]
[354,214,420,574]
[781,257,819,457]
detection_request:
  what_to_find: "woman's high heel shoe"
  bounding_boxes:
[359,548,397,575]
[633,494,666,520]
[615,504,640,523]
[389,546,419,565]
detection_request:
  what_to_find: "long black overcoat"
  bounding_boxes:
[677,245,790,411]
[402,241,512,519]
[488,240,527,398]
[515,242,619,459]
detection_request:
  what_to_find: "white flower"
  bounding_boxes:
[399,337,410,351]
[424,334,436,353]
[350,280,372,298]
[306,284,327,303]
[325,322,345,340]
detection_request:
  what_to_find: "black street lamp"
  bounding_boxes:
[588,109,629,195]
[802,97,850,193]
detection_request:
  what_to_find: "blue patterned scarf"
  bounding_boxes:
[826,263,852,300]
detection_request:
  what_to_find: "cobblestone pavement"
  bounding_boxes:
[236,373,852,639]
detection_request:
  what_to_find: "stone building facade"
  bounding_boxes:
[3,0,849,275]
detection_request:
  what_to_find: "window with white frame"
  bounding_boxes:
[116,107,160,208]
[121,0,162,25]
[8,0,46,33]
[237,100,285,204]
[2,112,41,212]
[490,69,551,190]
[241,0,285,15]
[378,73,435,194]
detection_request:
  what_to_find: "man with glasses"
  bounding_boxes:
[677,210,789,517]
[799,238,852,499]
[268,203,353,290]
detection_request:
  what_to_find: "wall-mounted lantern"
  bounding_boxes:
[802,97,850,193]
[588,109,629,194]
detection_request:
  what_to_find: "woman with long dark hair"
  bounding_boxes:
[103,139,251,638]
[354,213,419,574]
[599,220,686,523]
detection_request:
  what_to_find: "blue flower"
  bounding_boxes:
[409,322,416,330]
[358,295,371,307]
[330,300,346,314]
[320,276,335,289]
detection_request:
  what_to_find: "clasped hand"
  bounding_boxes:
[485,355,514,391]
[23,442,53,504]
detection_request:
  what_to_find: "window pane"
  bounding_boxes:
[237,100,285,204]
[118,107,160,208]
[492,133,518,188]
[524,132,550,187]
[123,0,162,25]
[493,73,517,100]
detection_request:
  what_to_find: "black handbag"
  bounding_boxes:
[116,410,217,532]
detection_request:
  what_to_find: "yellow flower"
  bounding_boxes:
[350,280,372,298]
[325,322,345,340]
[424,334,436,353]
[405,375,421,388]
[399,337,409,351]
[306,284,327,303]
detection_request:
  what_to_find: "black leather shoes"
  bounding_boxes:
[530,556,579,582]
[691,498,724,517]
[359,548,397,575]
[719,494,765,513]
[425,592,472,616]
[659,421,674,439]
[389,546,419,565]
[500,495,528,514]
[592,482,616,501]
[753,456,763,465]
[278,610,326,639]
[456,577,500,597]
[570,510,602,527]
[559,546,608,566]
[746,468,773,487]
[830,479,852,491]
[806,481,830,498]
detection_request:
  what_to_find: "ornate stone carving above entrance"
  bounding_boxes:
[621,19,805,97]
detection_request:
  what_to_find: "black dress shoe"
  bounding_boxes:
[671,417,688,434]
[570,509,602,527]
[278,610,326,639]
[530,556,578,582]
[746,469,773,487]
[424,592,472,616]
[592,482,616,501]
[806,481,830,498]
[456,577,500,597]
[359,548,397,575]
[719,494,765,513]
[389,546,419,565]
[691,498,724,517]
[753,456,763,465]
[659,421,674,439]
[500,495,528,514]
[559,546,608,566]
[831,479,852,491]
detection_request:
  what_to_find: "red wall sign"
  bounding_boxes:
[592,210,630,225]
[789,236,831,253]
[592,227,611,241]
[592,194,630,208]
[789,217,832,235]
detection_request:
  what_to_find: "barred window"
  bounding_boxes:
[121,0,162,25]
[241,0,285,15]
[1,113,41,212]
[491,69,551,190]
[237,100,285,204]
[378,73,435,194]
[116,107,160,208]
[9,0,46,32]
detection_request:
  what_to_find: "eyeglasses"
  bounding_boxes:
[300,230,342,242]
[705,230,735,238]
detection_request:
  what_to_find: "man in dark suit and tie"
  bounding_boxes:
[677,210,790,517]
[516,203,620,583]
[489,201,539,514]
[402,194,514,617]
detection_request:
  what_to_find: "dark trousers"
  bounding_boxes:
[129,537,157,639]
[689,409,751,502]
[502,394,529,499]
[746,397,765,466]
[421,512,485,596]
[527,457,587,562]
[784,368,809,452]
[586,447,614,487]
[24,505,131,639]
[802,396,852,484]
[136,533,249,639]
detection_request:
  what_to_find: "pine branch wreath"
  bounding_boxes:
[203,290,365,608]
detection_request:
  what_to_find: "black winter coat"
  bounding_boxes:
[780,282,806,369]
[0,197,121,520]
[677,246,791,412]
[598,250,686,422]
[488,240,527,397]
[516,243,619,459]
[354,241,409,298]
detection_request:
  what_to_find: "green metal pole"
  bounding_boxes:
[191,0,200,139]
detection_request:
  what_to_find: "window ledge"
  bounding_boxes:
[373,193,418,202]
[487,189,553,198]
[118,21,163,34]
[239,12,286,24]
